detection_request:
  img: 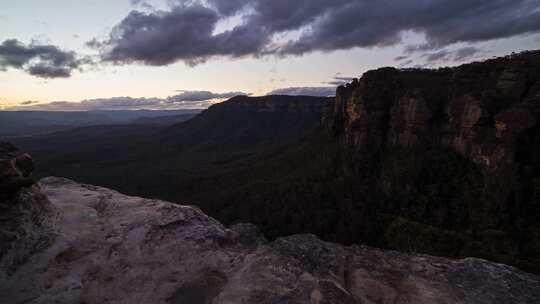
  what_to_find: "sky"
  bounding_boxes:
[1,0,540,110]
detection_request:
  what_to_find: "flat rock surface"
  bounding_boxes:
[1,177,539,303]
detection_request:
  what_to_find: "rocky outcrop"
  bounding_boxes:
[0,142,55,280]
[327,50,540,272]
[1,176,539,303]
[0,142,36,198]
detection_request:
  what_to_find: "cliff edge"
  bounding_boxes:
[1,143,540,303]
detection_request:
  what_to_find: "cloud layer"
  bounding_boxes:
[9,90,249,111]
[325,76,356,86]
[3,1,540,79]
[268,87,336,97]
[0,39,90,78]
[170,90,248,102]
[92,0,540,66]
[8,86,338,111]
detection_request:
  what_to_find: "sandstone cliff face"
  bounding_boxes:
[328,51,540,271]
[1,176,539,304]
[1,143,539,303]
[331,52,540,169]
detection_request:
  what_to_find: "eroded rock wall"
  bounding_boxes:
[329,51,540,271]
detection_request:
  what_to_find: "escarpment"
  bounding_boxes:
[155,94,331,154]
[327,50,540,272]
[216,95,331,114]
[162,94,331,139]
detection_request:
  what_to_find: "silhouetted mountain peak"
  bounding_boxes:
[209,94,331,113]
[161,95,330,150]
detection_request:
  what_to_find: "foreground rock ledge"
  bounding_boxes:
[1,177,539,304]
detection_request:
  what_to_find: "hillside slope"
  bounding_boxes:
[13,95,330,200]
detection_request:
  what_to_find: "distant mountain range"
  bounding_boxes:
[12,95,330,200]
[0,109,200,137]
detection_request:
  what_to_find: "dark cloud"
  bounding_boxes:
[97,5,269,66]
[10,98,163,111]
[421,46,485,65]
[268,87,335,97]
[249,0,342,34]
[325,76,356,86]
[129,0,158,10]
[399,59,414,67]
[454,46,482,61]
[169,90,248,102]
[10,90,249,111]
[282,1,540,55]
[0,39,90,78]
[394,55,408,61]
[93,0,540,67]
[20,100,39,105]
[27,64,72,78]
[425,50,452,62]
[207,0,251,16]
[81,97,163,108]
[130,0,151,7]
[85,38,103,49]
